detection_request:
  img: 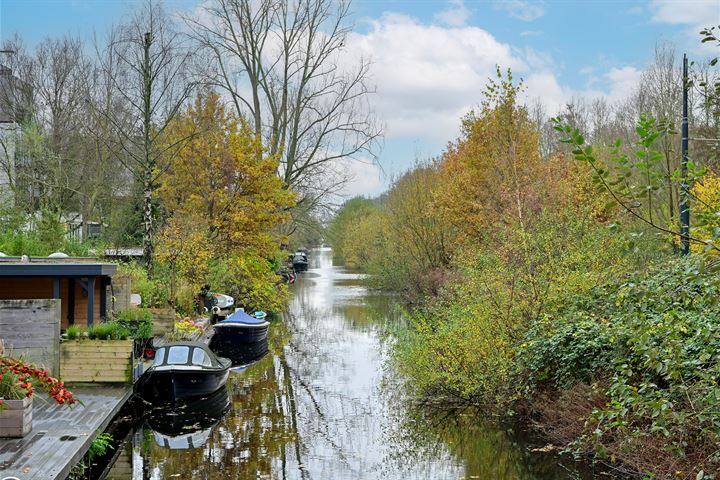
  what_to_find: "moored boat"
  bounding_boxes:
[139,342,231,402]
[209,310,270,364]
[292,252,308,271]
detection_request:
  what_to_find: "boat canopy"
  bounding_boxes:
[217,309,268,326]
[153,342,225,368]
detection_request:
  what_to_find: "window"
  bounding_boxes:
[191,348,213,367]
[166,346,190,365]
[153,347,166,366]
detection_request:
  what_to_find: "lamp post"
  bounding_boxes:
[680,53,690,256]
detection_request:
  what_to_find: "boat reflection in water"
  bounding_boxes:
[147,386,231,450]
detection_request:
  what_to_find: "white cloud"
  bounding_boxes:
[337,158,385,198]
[649,0,719,25]
[337,10,644,196]
[495,0,545,22]
[523,65,642,116]
[346,13,530,141]
[604,66,643,101]
[522,72,566,114]
[648,0,720,54]
[434,0,472,27]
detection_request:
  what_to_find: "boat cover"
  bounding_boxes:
[217,309,268,326]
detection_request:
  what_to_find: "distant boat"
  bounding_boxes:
[209,310,270,364]
[292,252,308,271]
[204,292,235,319]
[140,342,231,402]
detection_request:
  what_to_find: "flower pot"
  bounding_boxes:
[0,396,32,437]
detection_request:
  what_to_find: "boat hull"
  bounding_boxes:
[209,336,269,365]
[142,366,230,402]
[293,261,308,271]
[212,323,269,343]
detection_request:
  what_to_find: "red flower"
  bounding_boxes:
[0,355,80,410]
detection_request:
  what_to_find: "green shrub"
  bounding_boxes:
[87,322,129,340]
[65,325,81,340]
[114,308,153,339]
[0,228,89,257]
[393,210,635,406]
[518,255,720,462]
[116,262,170,308]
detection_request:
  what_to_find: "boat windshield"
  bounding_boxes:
[191,348,213,367]
[167,346,191,365]
[153,347,166,366]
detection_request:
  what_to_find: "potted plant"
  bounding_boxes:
[115,308,154,358]
[0,356,80,437]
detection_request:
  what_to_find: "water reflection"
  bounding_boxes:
[148,387,231,449]
[110,248,603,479]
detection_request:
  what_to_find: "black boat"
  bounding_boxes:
[292,252,308,271]
[140,341,231,402]
[209,310,270,363]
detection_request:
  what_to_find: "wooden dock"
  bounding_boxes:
[0,385,133,480]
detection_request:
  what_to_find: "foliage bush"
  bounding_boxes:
[393,209,636,405]
[114,308,153,339]
[116,262,170,308]
[65,325,82,340]
[86,322,130,341]
[0,227,89,257]
[518,256,720,470]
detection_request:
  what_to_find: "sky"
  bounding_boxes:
[1,0,719,198]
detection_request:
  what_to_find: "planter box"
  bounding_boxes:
[0,396,32,437]
[60,339,133,383]
[149,308,176,336]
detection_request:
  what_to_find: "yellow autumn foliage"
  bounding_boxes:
[156,91,295,311]
[690,169,720,253]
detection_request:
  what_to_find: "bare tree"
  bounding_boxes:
[185,0,382,220]
[0,35,93,216]
[98,0,196,271]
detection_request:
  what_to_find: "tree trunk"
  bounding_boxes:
[142,32,154,275]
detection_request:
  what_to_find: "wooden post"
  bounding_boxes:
[53,278,60,299]
[68,278,75,325]
[87,277,95,327]
[100,277,107,320]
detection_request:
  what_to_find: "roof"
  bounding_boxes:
[155,341,208,349]
[0,257,117,277]
[104,247,143,257]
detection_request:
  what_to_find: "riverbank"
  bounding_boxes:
[382,254,720,480]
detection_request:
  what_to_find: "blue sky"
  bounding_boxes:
[2,0,719,197]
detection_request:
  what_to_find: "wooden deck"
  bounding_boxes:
[0,385,133,480]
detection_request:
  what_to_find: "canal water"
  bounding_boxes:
[105,248,604,479]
